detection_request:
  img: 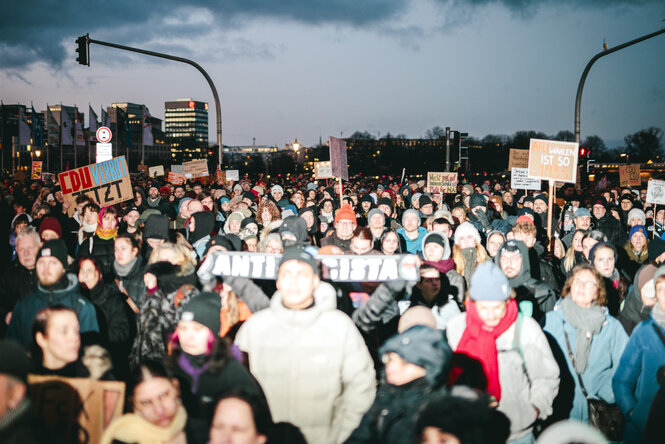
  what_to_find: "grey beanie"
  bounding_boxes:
[401,208,420,226]
[469,262,511,301]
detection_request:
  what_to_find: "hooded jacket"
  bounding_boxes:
[235,282,376,444]
[420,231,466,307]
[494,240,556,323]
[7,273,100,347]
[187,211,216,259]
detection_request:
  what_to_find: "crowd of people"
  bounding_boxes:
[1,172,665,444]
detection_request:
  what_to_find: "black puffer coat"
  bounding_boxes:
[77,235,115,282]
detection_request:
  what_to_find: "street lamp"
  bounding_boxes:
[293,138,300,152]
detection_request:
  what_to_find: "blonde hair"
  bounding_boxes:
[451,243,488,277]
[148,241,196,268]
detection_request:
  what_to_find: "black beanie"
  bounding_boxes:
[469,193,486,209]
[180,292,221,336]
[419,194,432,208]
[0,340,31,382]
[144,214,170,240]
[37,239,68,269]
[377,197,393,208]
[424,233,446,249]
[204,235,236,255]
[279,246,319,276]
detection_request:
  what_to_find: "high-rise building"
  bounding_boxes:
[164,99,209,164]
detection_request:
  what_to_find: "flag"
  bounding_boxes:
[32,106,43,146]
[18,106,31,146]
[89,105,98,141]
[101,107,111,127]
[47,105,59,147]
[143,106,153,146]
[61,108,73,145]
[75,108,85,146]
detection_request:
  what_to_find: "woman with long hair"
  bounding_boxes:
[451,222,489,287]
[544,264,628,423]
[562,229,587,276]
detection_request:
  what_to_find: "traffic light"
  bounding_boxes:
[459,132,468,149]
[76,34,89,66]
[578,147,590,162]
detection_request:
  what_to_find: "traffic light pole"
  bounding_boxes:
[574,27,665,146]
[81,36,223,167]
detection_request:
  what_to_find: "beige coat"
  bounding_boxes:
[235,282,376,444]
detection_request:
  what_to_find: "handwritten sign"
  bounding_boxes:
[184,159,209,178]
[198,252,420,283]
[226,170,239,181]
[646,179,665,205]
[171,164,184,174]
[31,161,43,180]
[619,164,641,187]
[426,172,458,194]
[28,375,125,444]
[511,167,541,190]
[42,172,55,182]
[148,165,165,177]
[508,149,529,170]
[167,171,186,185]
[58,156,132,216]
[314,161,334,179]
[528,139,579,183]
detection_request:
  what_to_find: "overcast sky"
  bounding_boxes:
[1,0,663,149]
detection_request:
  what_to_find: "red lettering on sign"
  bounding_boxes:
[70,171,81,192]
[60,172,72,194]
[81,167,93,189]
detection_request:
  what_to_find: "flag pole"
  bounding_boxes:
[87,103,91,164]
[59,104,63,171]
[141,105,145,166]
[73,105,78,168]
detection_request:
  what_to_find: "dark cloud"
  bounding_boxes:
[0,0,407,69]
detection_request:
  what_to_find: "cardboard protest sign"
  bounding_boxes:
[41,172,55,182]
[28,375,125,444]
[619,164,641,187]
[216,170,225,183]
[58,156,132,216]
[167,171,186,185]
[31,161,43,179]
[171,164,185,174]
[226,170,239,181]
[511,167,541,190]
[426,172,458,194]
[330,136,349,180]
[184,159,209,178]
[528,139,579,183]
[198,252,420,283]
[508,149,529,170]
[646,179,665,205]
[148,165,165,178]
[314,161,334,179]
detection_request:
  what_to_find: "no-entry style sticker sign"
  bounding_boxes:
[528,138,579,184]
[58,156,133,215]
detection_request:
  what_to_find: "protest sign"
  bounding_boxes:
[28,375,125,444]
[426,172,458,194]
[41,172,55,182]
[528,139,579,183]
[508,149,529,170]
[215,170,225,183]
[31,161,43,179]
[511,167,541,190]
[171,164,184,174]
[226,169,239,181]
[58,156,132,216]
[184,159,209,178]
[330,136,349,180]
[619,164,641,187]
[314,161,334,179]
[198,252,420,283]
[96,143,112,163]
[646,179,665,205]
[148,165,165,177]
[167,171,186,185]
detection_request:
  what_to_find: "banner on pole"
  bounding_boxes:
[58,156,133,216]
[329,137,349,181]
[646,179,665,205]
[426,172,458,194]
[619,164,641,187]
[28,375,125,444]
[314,161,334,179]
[510,167,541,190]
[527,139,579,183]
[198,252,420,283]
[31,161,43,180]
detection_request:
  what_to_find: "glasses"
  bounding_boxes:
[572,279,598,290]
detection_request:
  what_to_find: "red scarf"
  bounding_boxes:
[455,299,518,401]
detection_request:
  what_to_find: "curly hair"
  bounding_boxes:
[560,264,607,306]
[256,200,281,226]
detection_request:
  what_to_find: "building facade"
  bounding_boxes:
[164,99,209,165]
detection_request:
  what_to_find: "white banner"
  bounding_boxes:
[646,179,665,205]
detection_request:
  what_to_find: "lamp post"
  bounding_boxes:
[292,138,300,174]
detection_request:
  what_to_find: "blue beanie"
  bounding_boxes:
[629,225,647,241]
[379,325,452,386]
[469,262,510,301]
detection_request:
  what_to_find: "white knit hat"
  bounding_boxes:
[453,221,481,246]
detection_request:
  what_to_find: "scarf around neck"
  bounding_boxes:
[652,303,665,329]
[100,404,187,444]
[456,298,518,401]
[114,257,138,277]
[147,196,162,208]
[559,296,606,374]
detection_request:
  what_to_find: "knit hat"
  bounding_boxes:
[462,184,474,195]
[534,194,548,206]
[368,208,385,224]
[412,193,422,205]
[419,194,432,208]
[360,194,373,204]
[469,262,510,301]
[227,211,244,224]
[0,340,31,382]
[401,208,420,226]
[271,185,283,194]
[627,208,647,225]
[536,419,606,444]
[219,196,230,204]
[591,196,607,207]
[138,208,162,224]
[307,182,317,191]
[379,325,452,386]
[377,197,393,209]
[143,214,170,240]
[629,225,647,241]
[469,193,486,209]
[39,216,62,238]
[123,206,141,217]
[204,235,236,255]
[149,182,160,191]
[453,221,481,246]
[424,232,447,249]
[334,204,357,225]
[515,214,535,225]
[279,246,319,277]
[588,241,617,264]
[37,239,68,269]
[180,292,222,336]
[242,191,256,202]
[233,184,242,193]
[574,208,591,218]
